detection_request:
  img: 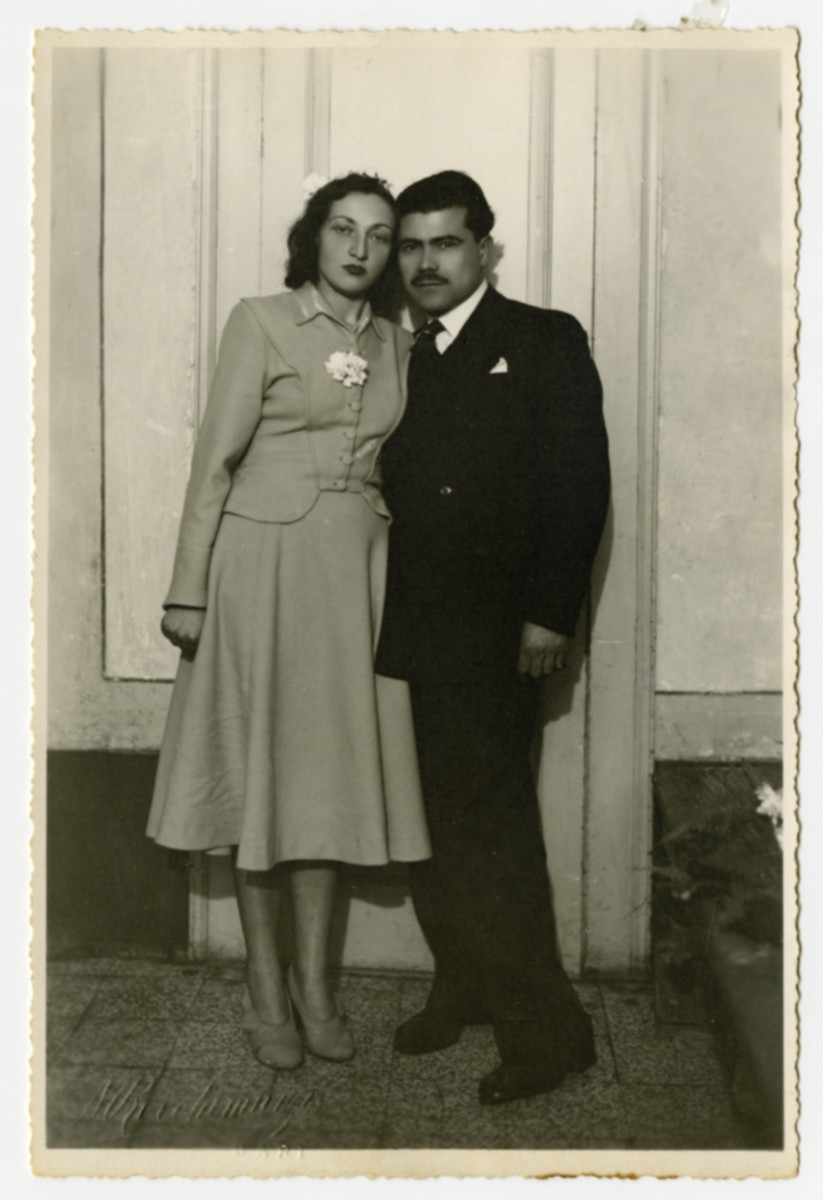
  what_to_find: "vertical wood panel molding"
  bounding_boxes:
[526,49,553,308]
[530,49,597,975]
[214,49,264,336]
[260,50,312,296]
[188,853,210,960]
[547,50,598,327]
[195,50,219,421]
[584,50,658,974]
[305,48,331,178]
[628,51,663,968]
[187,56,219,950]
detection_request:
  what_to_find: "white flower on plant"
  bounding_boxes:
[755,782,784,850]
[302,173,329,201]
[325,350,369,388]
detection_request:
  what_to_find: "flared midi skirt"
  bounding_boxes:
[147,494,431,871]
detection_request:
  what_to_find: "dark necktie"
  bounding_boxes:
[412,319,445,358]
[409,319,445,391]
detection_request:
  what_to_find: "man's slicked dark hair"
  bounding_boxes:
[395,171,495,242]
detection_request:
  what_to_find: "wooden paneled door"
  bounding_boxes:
[83,40,659,974]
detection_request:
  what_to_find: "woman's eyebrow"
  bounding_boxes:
[331,214,393,230]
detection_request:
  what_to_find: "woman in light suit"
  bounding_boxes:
[147,174,430,1069]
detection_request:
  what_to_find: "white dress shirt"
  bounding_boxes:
[430,280,489,354]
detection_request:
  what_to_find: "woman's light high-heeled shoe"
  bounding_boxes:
[287,966,355,1062]
[241,988,304,1070]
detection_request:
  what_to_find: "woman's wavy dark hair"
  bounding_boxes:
[284,173,398,306]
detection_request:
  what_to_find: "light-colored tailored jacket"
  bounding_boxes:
[165,283,412,608]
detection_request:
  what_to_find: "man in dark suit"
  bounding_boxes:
[375,171,611,1105]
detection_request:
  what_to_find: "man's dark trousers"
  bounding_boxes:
[406,673,593,1070]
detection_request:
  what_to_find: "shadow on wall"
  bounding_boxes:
[192,858,417,971]
[48,750,419,966]
[540,498,615,729]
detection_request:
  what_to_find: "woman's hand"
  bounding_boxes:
[161,606,206,660]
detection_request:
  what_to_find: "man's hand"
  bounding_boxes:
[517,622,571,680]
[161,606,206,661]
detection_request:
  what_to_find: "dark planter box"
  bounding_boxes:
[653,761,784,1148]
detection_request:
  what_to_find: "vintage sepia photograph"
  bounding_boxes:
[30,19,799,1180]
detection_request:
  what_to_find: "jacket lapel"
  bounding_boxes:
[436,289,515,432]
[442,286,510,376]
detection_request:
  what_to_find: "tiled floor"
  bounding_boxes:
[46,958,760,1150]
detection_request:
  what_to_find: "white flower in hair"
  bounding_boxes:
[302,173,329,201]
[325,350,369,388]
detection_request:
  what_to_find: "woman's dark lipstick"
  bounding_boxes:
[344,265,367,275]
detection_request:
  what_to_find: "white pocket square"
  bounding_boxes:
[489,357,509,374]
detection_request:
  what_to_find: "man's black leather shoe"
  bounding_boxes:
[478,1062,569,1105]
[393,1008,466,1055]
[478,1043,597,1105]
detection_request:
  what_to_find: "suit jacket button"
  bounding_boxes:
[439,485,453,496]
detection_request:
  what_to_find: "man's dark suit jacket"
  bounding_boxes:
[375,285,610,685]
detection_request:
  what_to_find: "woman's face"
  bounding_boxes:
[316,193,395,301]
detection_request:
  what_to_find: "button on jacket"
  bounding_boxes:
[165,283,412,608]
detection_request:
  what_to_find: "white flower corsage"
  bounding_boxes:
[302,173,329,201]
[325,350,369,388]
[755,782,784,850]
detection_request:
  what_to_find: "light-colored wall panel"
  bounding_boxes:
[214,49,264,338]
[655,693,782,760]
[259,50,313,298]
[48,49,106,735]
[326,46,532,302]
[656,50,783,693]
[103,49,204,680]
[542,48,597,322]
[47,48,173,748]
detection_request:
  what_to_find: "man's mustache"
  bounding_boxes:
[411,273,448,286]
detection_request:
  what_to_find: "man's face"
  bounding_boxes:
[397,207,489,316]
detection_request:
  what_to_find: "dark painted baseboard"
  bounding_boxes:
[47,750,190,959]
